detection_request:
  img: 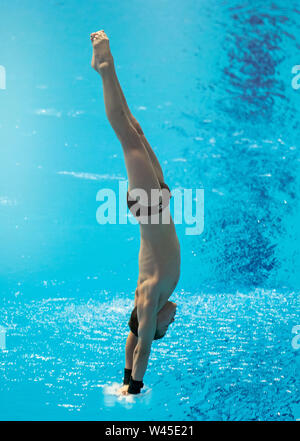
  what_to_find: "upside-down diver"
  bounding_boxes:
[91,30,180,395]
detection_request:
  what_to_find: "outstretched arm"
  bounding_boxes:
[131,283,159,384]
[131,302,157,382]
[124,289,139,371]
[125,331,138,370]
[118,330,138,395]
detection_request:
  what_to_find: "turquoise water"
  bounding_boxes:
[0,0,299,421]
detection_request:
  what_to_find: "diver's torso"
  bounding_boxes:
[137,218,180,310]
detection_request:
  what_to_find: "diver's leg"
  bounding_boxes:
[114,84,165,184]
[91,31,164,184]
[134,126,165,185]
[91,31,131,139]
[91,30,160,197]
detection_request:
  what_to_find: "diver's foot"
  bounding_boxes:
[90,30,114,73]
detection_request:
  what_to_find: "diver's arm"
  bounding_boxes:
[125,331,138,370]
[124,289,139,369]
[119,331,138,395]
[131,297,158,383]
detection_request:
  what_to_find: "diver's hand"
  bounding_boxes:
[118,384,129,395]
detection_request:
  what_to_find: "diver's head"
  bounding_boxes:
[154,301,177,339]
[128,301,177,340]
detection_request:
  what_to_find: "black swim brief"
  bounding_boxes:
[127,182,171,218]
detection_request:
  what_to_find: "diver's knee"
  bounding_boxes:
[131,116,144,136]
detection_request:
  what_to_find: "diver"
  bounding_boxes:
[91,30,180,395]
